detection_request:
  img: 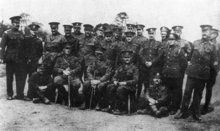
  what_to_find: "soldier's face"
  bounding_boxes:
[74,27,80,33]
[161,31,168,40]
[96,30,104,37]
[126,36,133,42]
[51,28,58,35]
[123,57,131,64]
[174,30,182,37]
[96,52,103,60]
[30,30,37,36]
[64,48,72,55]
[114,32,121,39]
[202,29,211,39]
[85,30,91,36]
[168,39,175,45]
[105,36,112,41]
[64,30,71,36]
[12,21,20,29]
[148,33,155,40]
[137,29,143,36]
[210,33,218,40]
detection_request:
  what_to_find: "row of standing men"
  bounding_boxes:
[0,16,219,120]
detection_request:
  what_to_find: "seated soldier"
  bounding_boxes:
[28,64,55,104]
[106,50,139,115]
[53,43,81,106]
[80,47,113,110]
[136,73,170,118]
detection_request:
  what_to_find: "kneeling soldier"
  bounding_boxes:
[53,43,81,106]
[107,50,139,115]
[136,73,170,118]
[80,47,113,110]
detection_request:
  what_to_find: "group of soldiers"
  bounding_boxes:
[0,15,219,121]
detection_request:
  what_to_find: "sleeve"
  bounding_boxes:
[86,64,94,80]
[53,57,63,74]
[37,39,43,60]
[179,48,188,76]
[126,66,139,86]
[112,68,120,81]
[70,59,81,74]
[0,32,8,59]
[157,86,169,104]
[152,42,163,65]
[100,62,114,82]
[145,88,153,102]
[185,40,192,60]
[139,46,147,64]
[210,45,218,72]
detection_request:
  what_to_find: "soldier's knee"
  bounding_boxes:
[97,82,107,92]
[83,80,91,92]
[54,76,64,84]
[71,79,81,88]
[106,84,116,93]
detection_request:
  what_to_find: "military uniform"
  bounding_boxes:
[71,22,84,41]
[81,48,113,110]
[0,16,27,99]
[160,26,170,47]
[26,23,43,99]
[161,37,187,114]
[176,25,217,120]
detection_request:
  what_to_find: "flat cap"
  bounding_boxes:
[124,31,135,37]
[160,26,170,32]
[167,33,178,40]
[104,28,113,36]
[29,23,40,31]
[200,25,212,31]
[146,28,157,33]
[63,25,73,30]
[95,47,106,54]
[49,22,60,28]
[121,50,133,58]
[63,42,73,49]
[136,24,145,30]
[172,26,183,31]
[10,16,22,22]
[126,24,135,29]
[72,22,82,28]
[95,24,106,31]
[84,24,94,30]
[211,28,219,34]
[113,26,123,33]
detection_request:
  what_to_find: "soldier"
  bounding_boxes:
[43,22,66,70]
[78,24,99,80]
[202,28,219,114]
[53,43,82,106]
[161,33,187,115]
[80,47,113,110]
[0,16,27,100]
[133,24,148,47]
[63,24,79,57]
[136,73,170,118]
[28,64,55,104]
[71,22,84,40]
[26,23,43,100]
[172,26,192,60]
[160,26,170,46]
[175,25,217,120]
[107,50,139,115]
[126,24,136,32]
[112,26,124,42]
[94,24,105,43]
[138,28,162,99]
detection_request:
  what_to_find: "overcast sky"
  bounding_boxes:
[1,0,220,42]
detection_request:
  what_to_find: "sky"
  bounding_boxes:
[0,0,220,42]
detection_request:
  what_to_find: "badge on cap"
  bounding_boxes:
[146,28,156,33]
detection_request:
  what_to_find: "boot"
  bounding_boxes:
[43,98,50,104]
[95,102,101,111]
[80,102,86,110]
[174,110,188,119]
[102,105,113,113]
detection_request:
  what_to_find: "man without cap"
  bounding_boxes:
[175,25,218,120]
[160,33,187,115]
[172,26,192,61]
[202,28,219,114]
[25,23,43,100]
[138,28,162,99]
[107,50,139,115]
[63,25,80,57]
[71,22,84,41]
[0,16,28,100]
[53,43,82,106]
[80,47,113,110]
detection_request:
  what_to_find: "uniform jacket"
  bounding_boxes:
[112,63,139,91]
[176,38,192,60]
[139,39,162,72]
[186,39,217,79]
[0,28,26,63]
[133,35,148,47]
[161,43,187,78]
[54,53,81,78]
[44,33,66,53]
[100,39,117,61]
[25,35,43,61]
[71,32,84,41]
[28,72,53,86]
[86,58,113,82]
[64,35,80,57]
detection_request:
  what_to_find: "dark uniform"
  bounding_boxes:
[160,26,170,47]
[43,22,66,70]
[161,33,187,115]
[80,48,113,110]
[175,25,217,120]
[53,44,82,106]
[71,22,84,41]
[63,25,80,57]
[26,23,43,99]
[94,24,105,43]
[0,16,27,99]
[137,73,170,117]
[28,64,55,104]
[133,24,148,47]
[107,50,139,115]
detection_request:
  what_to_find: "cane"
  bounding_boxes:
[128,94,131,115]
[68,75,71,108]
[90,84,95,109]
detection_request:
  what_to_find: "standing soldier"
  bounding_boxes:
[112,26,124,42]
[172,26,192,60]
[138,28,162,99]
[53,43,82,106]
[202,28,219,114]
[107,50,139,115]
[63,24,79,57]
[80,47,113,110]
[26,23,43,100]
[0,16,27,100]
[126,24,136,32]
[78,24,99,80]
[94,24,105,43]
[71,22,84,41]
[43,22,66,70]
[160,26,170,46]
[133,24,148,46]
[175,25,217,120]
[161,33,187,115]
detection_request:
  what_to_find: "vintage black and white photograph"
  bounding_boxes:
[0,0,220,130]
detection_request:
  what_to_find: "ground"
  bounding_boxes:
[0,65,220,131]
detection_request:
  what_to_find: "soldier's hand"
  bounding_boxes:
[91,80,100,85]
[63,70,70,76]
[119,82,126,86]
[188,61,192,66]
[113,81,118,86]
[149,98,156,105]
[0,59,4,64]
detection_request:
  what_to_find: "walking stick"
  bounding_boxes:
[90,69,96,109]
[68,75,71,108]
[128,94,131,115]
